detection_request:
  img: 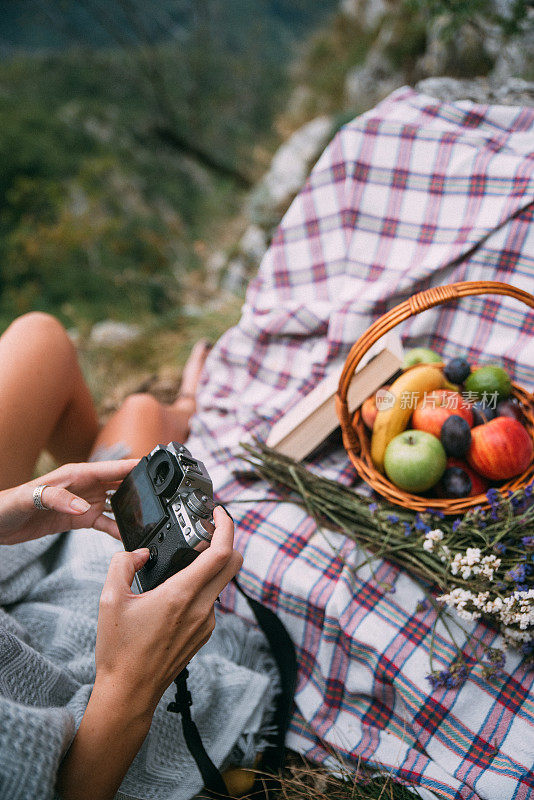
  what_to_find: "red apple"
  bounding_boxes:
[467,417,533,481]
[361,385,390,430]
[412,390,473,438]
[446,457,489,496]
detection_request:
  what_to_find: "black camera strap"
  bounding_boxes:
[167,577,298,800]
[168,667,229,798]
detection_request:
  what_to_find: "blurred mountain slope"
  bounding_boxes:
[0,0,338,329]
[3,0,533,429]
[0,1,338,54]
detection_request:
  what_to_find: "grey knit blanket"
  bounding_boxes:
[0,529,278,799]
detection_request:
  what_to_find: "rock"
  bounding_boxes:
[222,258,248,295]
[345,53,401,110]
[490,78,534,106]
[238,224,268,266]
[285,84,315,123]
[84,116,113,143]
[340,0,389,31]
[182,304,202,317]
[416,14,492,78]
[206,250,227,276]
[340,0,359,18]
[345,20,407,109]
[415,16,450,77]
[491,19,534,83]
[416,76,534,106]
[228,117,333,292]
[67,328,80,347]
[249,115,333,224]
[247,182,278,230]
[416,77,493,104]
[263,115,332,204]
[89,320,142,348]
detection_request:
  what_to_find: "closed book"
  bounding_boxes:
[266,332,403,460]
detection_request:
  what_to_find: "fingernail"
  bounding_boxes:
[71,497,90,513]
[216,504,234,523]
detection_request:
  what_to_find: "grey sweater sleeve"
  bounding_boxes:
[0,695,74,800]
[0,530,278,800]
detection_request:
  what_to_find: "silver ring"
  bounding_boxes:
[33,485,51,511]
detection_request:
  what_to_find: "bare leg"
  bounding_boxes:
[0,312,209,486]
[0,313,100,489]
[91,340,210,460]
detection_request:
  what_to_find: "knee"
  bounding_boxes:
[119,392,162,421]
[4,312,73,355]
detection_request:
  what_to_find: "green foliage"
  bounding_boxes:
[405,0,530,40]
[0,2,340,330]
[2,162,182,324]
[296,16,376,115]
[0,76,187,327]
[383,9,428,72]
[0,42,265,328]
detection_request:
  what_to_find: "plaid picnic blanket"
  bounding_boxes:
[187,87,534,800]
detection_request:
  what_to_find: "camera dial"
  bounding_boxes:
[185,489,216,519]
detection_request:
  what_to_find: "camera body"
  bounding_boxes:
[111,442,215,592]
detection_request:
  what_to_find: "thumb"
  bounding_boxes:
[104,549,150,593]
[40,486,91,515]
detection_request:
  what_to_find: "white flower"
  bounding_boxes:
[479,555,501,581]
[448,547,494,581]
[458,608,481,620]
[437,587,482,620]
[439,544,451,563]
[472,591,489,609]
[465,547,481,566]
[422,528,445,553]
[497,591,534,631]
[503,627,533,643]
[438,579,533,643]
[482,597,503,614]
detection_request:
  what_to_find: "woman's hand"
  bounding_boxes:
[0,459,139,545]
[94,506,243,712]
[57,507,242,800]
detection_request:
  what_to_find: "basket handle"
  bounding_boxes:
[336,280,534,434]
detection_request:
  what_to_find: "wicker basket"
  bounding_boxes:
[336,281,534,514]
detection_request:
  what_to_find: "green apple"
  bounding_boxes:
[402,347,442,369]
[384,430,447,493]
[464,365,511,401]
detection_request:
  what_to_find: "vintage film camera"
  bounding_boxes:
[111,442,216,592]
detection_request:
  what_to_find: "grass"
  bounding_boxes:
[77,295,243,413]
[269,751,420,800]
[290,14,376,119]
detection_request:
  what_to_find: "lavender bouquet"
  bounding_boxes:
[242,442,534,683]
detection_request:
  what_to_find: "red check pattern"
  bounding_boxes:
[187,87,534,800]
